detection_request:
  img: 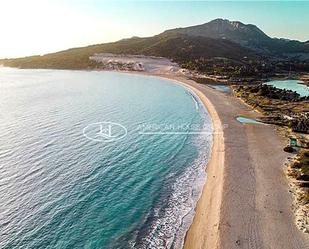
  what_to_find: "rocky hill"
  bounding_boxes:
[163,19,271,46]
[0,33,257,70]
[164,19,309,56]
[1,19,308,73]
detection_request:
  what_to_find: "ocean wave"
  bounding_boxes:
[129,110,213,249]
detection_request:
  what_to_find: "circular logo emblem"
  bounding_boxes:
[83,122,127,142]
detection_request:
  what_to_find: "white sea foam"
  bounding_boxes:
[131,98,213,249]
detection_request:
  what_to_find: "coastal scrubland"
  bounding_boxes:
[233,84,309,134]
[287,150,309,233]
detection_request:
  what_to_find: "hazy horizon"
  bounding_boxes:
[1,0,309,59]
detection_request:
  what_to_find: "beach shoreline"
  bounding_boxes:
[149,73,225,248]
[153,74,225,249]
[127,71,225,248]
[174,77,225,249]
[3,65,309,248]
[136,71,309,249]
[110,70,225,247]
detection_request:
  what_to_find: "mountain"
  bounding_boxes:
[1,19,308,71]
[0,33,257,70]
[163,18,309,55]
[163,18,271,47]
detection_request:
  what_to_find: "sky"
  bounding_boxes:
[1,0,309,58]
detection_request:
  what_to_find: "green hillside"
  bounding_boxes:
[0,33,257,70]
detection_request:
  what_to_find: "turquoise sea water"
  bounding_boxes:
[265,80,309,97]
[236,116,264,125]
[0,68,212,248]
[208,84,230,93]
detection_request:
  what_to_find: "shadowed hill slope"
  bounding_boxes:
[164,18,309,55]
[0,33,257,69]
[1,19,308,71]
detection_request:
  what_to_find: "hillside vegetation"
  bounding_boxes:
[0,33,256,70]
[1,19,309,78]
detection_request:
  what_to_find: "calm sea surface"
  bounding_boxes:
[265,79,309,97]
[0,68,212,248]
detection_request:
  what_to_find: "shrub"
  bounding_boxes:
[284,146,294,153]
[301,191,309,204]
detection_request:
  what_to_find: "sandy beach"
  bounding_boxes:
[90,53,309,248]
[143,71,308,248]
[171,76,309,249]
